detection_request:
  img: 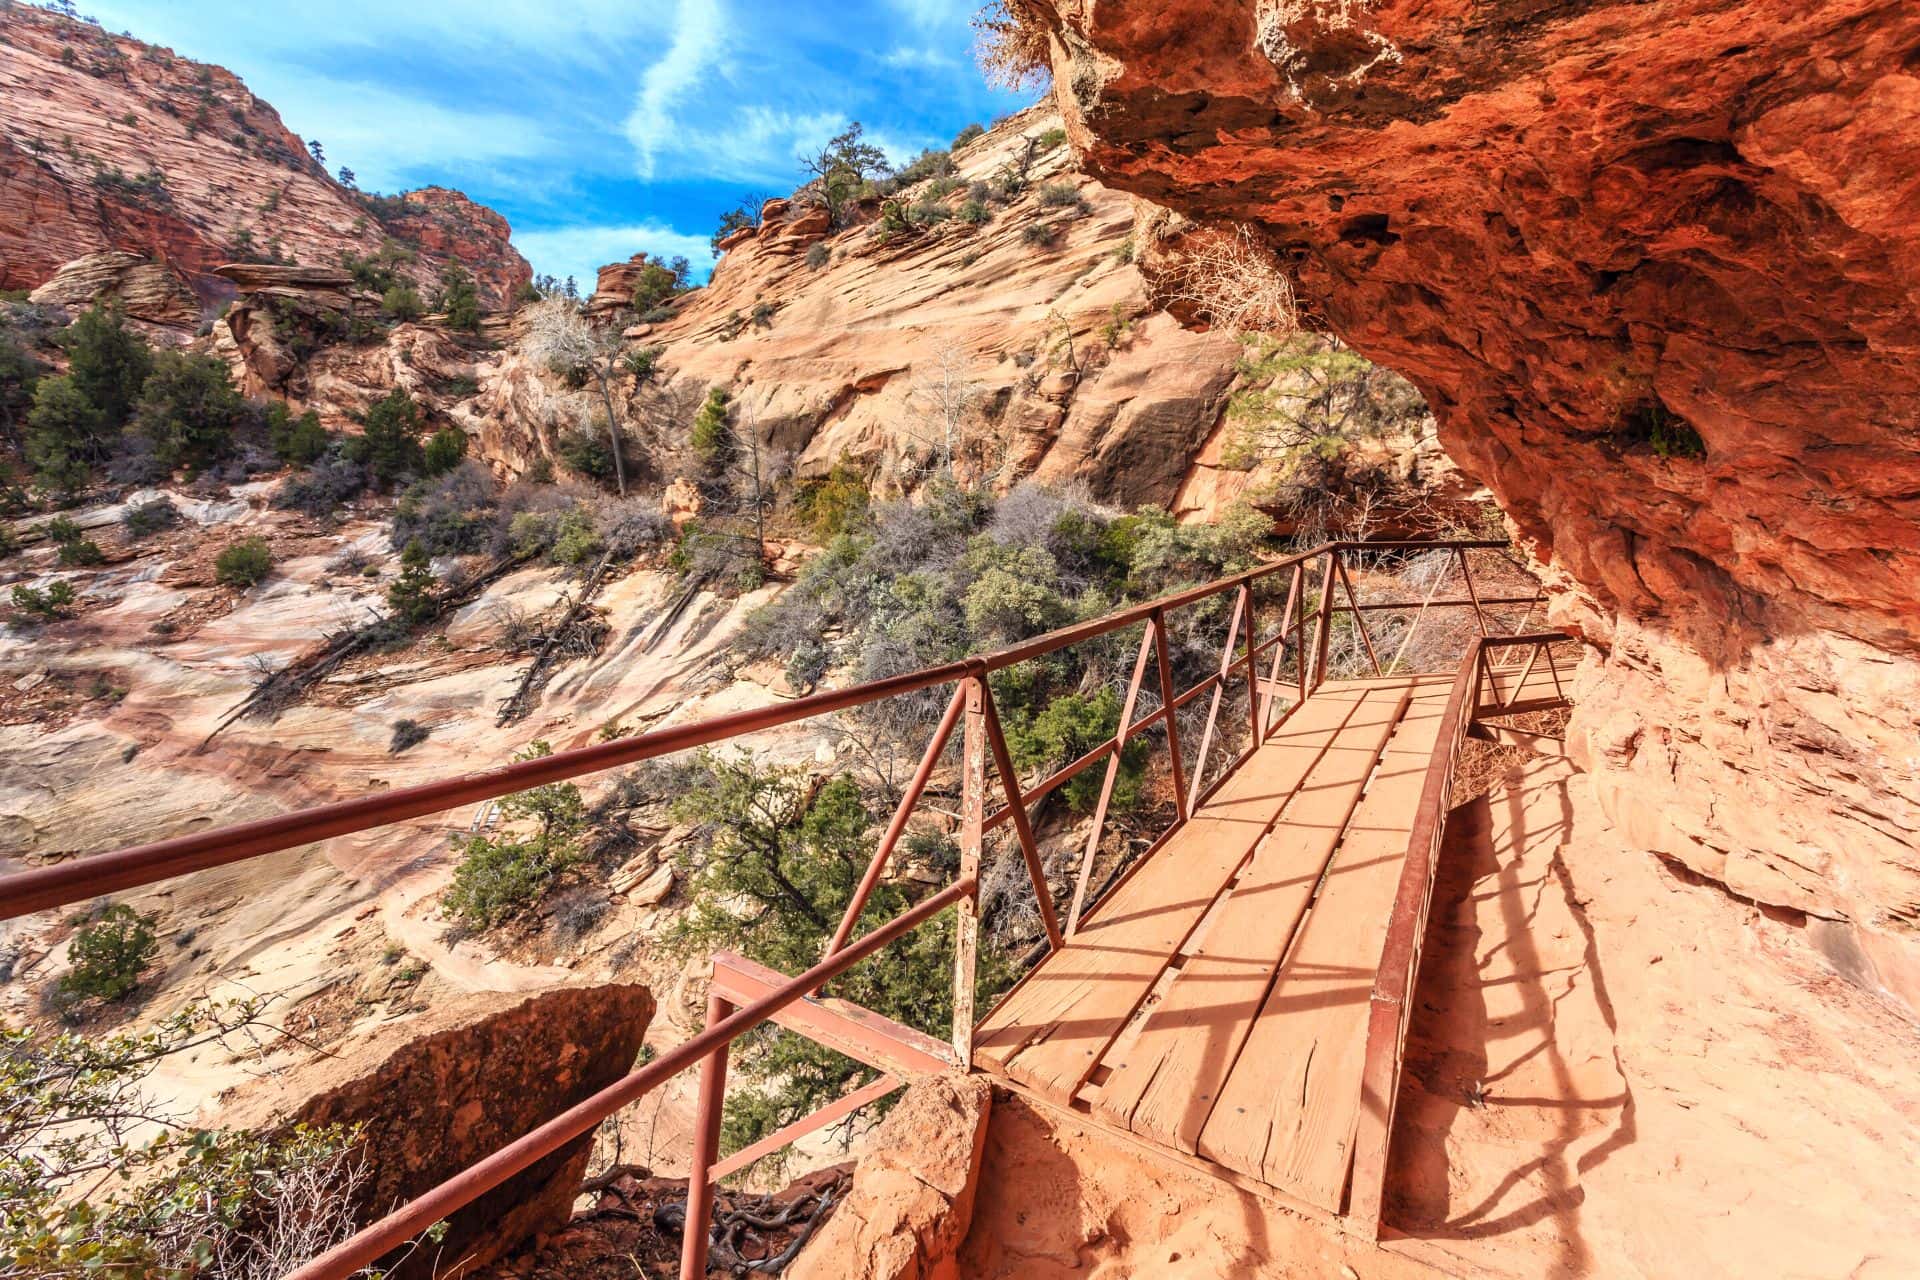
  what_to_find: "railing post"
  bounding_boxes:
[1311,550,1338,693]
[951,676,987,1065]
[1150,608,1190,823]
[1456,546,1490,638]
[979,686,1067,952]
[1242,583,1262,747]
[1067,624,1154,935]
[680,991,732,1280]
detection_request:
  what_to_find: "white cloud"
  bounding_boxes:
[883,0,974,25]
[882,46,958,70]
[625,0,730,179]
[254,75,552,194]
[513,222,716,293]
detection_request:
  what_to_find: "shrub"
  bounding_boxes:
[390,461,496,556]
[621,345,664,381]
[806,242,831,271]
[275,455,369,516]
[263,400,330,464]
[45,516,104,566]
[435,265,482,332]
[952,122,986,149]
[1036,181,1088,213]
[379,284,425,321]
[214,536,273,588]
[389,718,430,753]
[895,147,954,186]
[957,199,991,226]
[1036,126,1068,151]
[442,742,585,928]
[910,198,954,226]
[795,465,871,539]
[59,904,158,1003]
[548,506,603,567]
[1004,688,1145,812]
[122,499,180,539]
[343,389,423,483]
[1020,222,1056,248]
[10,579,77,619]
[556,418,620,484]
[386,541,438,625]
[422,425,468,475]
[130,350,246,473]
[690,386,732,477]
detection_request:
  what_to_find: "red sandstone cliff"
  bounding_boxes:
[1013,0,1920,1006]
[0,4,529,305]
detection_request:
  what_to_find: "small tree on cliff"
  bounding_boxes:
[521,297,637,496]
[434,264,482,332]
[801,122,891,226]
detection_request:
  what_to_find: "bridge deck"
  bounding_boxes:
[973,672,1453,1213]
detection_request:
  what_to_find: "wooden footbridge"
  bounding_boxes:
[0,539,1571,1277]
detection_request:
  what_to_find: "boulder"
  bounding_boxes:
[28,250,200,328]
[216,982,653,1277]
[789,1075,992,1280]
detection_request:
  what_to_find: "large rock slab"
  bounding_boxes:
[790,1074,991,1280]
[218,981,653,1276]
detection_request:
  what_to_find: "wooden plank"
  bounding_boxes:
[1092,683,1413,1152]
[711,953,956,1078]
[1196,687,1449,1208]
[972,684,1377,1101]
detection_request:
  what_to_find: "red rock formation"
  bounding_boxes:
[0,5,529,305]
[217,982,653,1277]
[1020,0,1920,1006]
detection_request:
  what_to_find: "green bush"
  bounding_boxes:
[130,350,246,473]
[690,386,732,477]
[214,536,273,588]
[45,516,104,566]
[386,541,438,625]
[10,579,77,619]
[952,122,986,149]
[380,283,426,321]
[24,305,154,490]
[1036,181,1089,213]
[795,465,871,539]
[957,199,991,226]
[59,904,158,1003]
[442,742,585,928]
[1004,688,1146,812]
[121,499,180,539]
[435,264,482,332]
[343,389,423,483]
[265,400,330,464]
[422,425,468,475]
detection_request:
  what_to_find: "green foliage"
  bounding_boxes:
[0,326,45,442]
[2,1001,367,1276]
[556,418,619,483]
[1036,126,1068,151]
[548,506,603,567]
[435,264,482,332]
[1003,688,1146,812]
[130,350,246,473]
[794,464,871,539]
[895,146,954,186]
[343,388,423,483]
[213,536,273,588]
[957,199,992,226]
[380,283,426,321]
[264,400,330,464]
[45,516,103,566]
[711,204,758,255]
[10,580,77,620]
[422,425,468,475]
[952,122,986,149]
[61,303,153,433]
[961,539,1068,641]
[59,904,158,1003]
[121,499,180,539]
[341,238,415,292]
[663,753,1012,1156]
[390,462,496,556]
[803,121,892,226]
[689,385,732,477]
[442,742,586,928]
[621,344,665,381]
[23,303,154,490]
[627,255,684,313]
[386,541,438,626]
[1036,181,1089,214]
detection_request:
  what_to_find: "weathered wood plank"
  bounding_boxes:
[1196,687,1449,1208]
[1094,684,1412,1151]
[972,685,1376,1099]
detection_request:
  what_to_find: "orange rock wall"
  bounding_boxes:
[1024,0,1920,1004]
[0,5,528,305]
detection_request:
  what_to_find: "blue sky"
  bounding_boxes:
[80,0,1035,288]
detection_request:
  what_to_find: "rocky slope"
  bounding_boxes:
[1018,0,1920,1009]
[0,3,529,306]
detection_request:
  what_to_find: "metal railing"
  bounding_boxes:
[0,538,1551,1277]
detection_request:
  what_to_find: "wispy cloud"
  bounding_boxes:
[625,0,730,180]
[513,221,716,292]
[882,46,958,70]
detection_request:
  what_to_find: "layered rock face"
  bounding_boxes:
[0,4,529,305]
[1022,0,1920,1005]
[218,982,653,1276]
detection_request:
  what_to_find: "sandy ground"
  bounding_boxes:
[959,750,1920,1278]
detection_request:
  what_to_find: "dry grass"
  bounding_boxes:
[1168,225,1300,337]
[972,1,1052,91]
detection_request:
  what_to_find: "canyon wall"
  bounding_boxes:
[0,4,529,305]
[1017,0,1920,1004]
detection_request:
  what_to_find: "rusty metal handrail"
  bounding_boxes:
[1346,631,1570,1236]
[0,538,1509,925]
